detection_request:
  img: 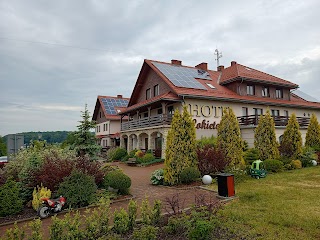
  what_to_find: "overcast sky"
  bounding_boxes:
[1,0,320,136]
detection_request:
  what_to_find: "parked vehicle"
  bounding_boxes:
[250,160,267,179]
[37,196,66,219]
[0,156,8,169]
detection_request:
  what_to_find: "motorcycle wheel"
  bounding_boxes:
[37,206,50,219]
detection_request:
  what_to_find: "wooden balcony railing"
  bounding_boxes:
[237,115,310,127]
[121,114,173,131]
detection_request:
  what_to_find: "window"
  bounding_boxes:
[103,124,105,131]
[254,108,263,116]
[206,83,215,89]
[247,85,255,95]
[154,85,159,96]
[168,106,174,115]
[144,112,148,118]
[146,88,151,100]
[99,112,101,118]
[271,109,280,117]
[262,87,269,97]
[284,110,289,117]
[276,89,283,98]
[157,108,163,115]
[105,123,108,131]
[242,107,248,117]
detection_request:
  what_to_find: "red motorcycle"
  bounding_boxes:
[37,196,66,219]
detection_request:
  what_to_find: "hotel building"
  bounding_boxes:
[106,59,320,159]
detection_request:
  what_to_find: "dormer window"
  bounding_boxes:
[262,87,269,97]
[247,85,255,95]
[146,88,151,100]
[154,85,159,97]
[276,88,283,99]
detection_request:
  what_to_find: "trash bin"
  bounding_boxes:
[217,173,235,197]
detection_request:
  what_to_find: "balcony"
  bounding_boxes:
[121,114,173,131]
[237,115,310,127]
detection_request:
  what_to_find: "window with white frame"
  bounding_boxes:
[154,84,159,96]
[262,86,269,97]
[247,85,255,95]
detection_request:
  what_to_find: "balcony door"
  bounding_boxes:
[154,137,162,158]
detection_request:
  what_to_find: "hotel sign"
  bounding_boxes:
[188,104,226,130]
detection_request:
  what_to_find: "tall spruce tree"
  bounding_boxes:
[164,105,197,185]
[73,104,101,158]
[0,136,7,156]
[217,108,244,166]
[305,113,320,149]
[254,109,280,160]
[280,113,302,159]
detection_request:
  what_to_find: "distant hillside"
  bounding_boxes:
[4,131,72,145]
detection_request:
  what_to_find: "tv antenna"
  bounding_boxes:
[214,49,222,68]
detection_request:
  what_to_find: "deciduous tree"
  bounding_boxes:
[254,109,280,160]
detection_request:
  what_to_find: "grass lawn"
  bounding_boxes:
[212,167,320,240]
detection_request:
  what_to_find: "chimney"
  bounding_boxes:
[195,62,208,71]
[231,61,237,66]
[117,95,123,99]
[171,59,182,65]
[217,65,224,71]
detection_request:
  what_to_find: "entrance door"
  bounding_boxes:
[154,137,162,158]
[145,138,148,151]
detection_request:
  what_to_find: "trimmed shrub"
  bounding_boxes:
[112,147,127,161]
[32,184,51,210]
[291,160,302,169]
[150,169,164,185]
[180,167,200,184]
[132,225,158,240]
[0,178,23,217]
[135,150,145,158]
[264,159,283,173]
[104,171,131,194]
[57,170,97,208]
[128,199,137,230]
[196,145,230,175]
[113,208,129,234]
[142,153,156,163]
[188,220,213,240]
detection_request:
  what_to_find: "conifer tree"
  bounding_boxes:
[73,104,101,158]
[164,105,197,185]
[254,109,280,160]
[280,113,302,159]
[305,113,320,149]
[217,108,244,166]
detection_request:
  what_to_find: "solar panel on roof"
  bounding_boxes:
[292,89,319,102]
[152,62,210,90]
[101,97,129,115]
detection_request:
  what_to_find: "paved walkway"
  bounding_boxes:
[0,162,218,238]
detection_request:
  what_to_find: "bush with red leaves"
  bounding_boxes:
[74,156,104,186]
[32,156,104,191]
[196,145,230,175]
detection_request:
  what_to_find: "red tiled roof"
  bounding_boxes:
[120,59,320,113]
[219,63,298,88]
